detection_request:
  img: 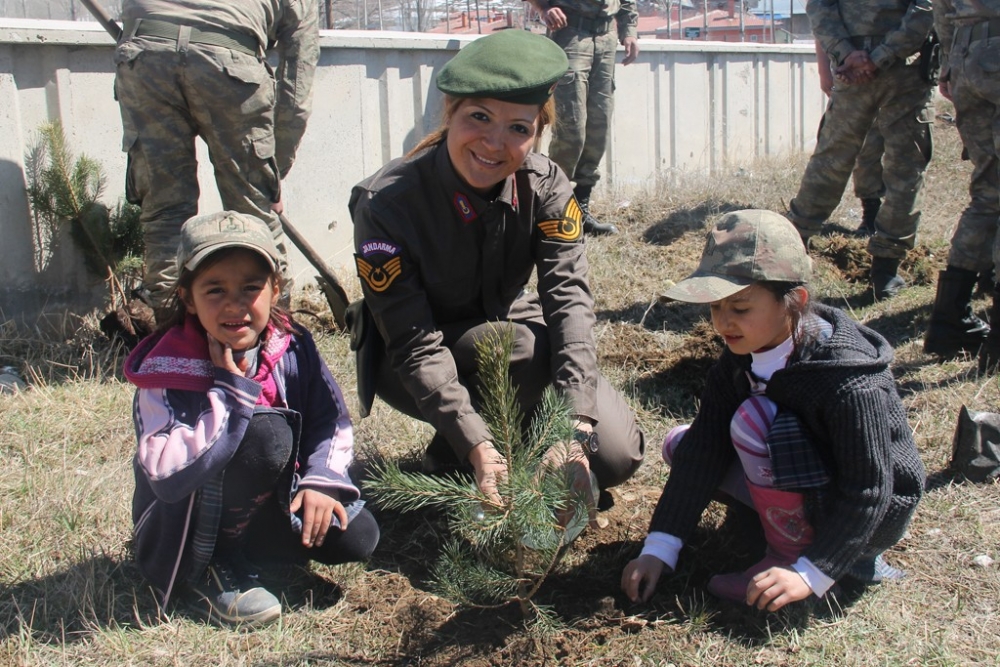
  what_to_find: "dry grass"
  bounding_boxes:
[2,108,999,666]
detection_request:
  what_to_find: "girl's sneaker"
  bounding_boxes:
[190,557,281,627]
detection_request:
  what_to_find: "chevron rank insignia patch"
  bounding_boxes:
[537,197,583,242]
[356,255,402,292]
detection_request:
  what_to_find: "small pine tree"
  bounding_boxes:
[25,122,153,345]
[25,121,144,292]
[366,324,595,619]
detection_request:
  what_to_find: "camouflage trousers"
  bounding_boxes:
[548,27,618,189]
[114,36,286,307]
[788,61,934,259]
[945,32,1000,274]
[853,123,885,200]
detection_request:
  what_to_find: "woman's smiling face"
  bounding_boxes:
[445,97,540,194]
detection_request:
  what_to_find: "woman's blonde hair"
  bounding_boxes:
[406,94,556,157]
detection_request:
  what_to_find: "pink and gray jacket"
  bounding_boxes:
[124,315,357,605]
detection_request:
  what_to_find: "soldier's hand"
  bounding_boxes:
[542,7,567,30]
[468,441,507,506]
[271,193,284,215]
[939,79,952,101]
[835,50,876,85]
[541,439,598,530]
[818,60,834,95]
[622,37,639,66]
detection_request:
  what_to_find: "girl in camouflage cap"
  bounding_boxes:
[124,211,379,627]
[622,210,924,612]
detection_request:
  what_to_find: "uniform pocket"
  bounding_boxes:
[246,126,280,199]
[223,50,267,85]
[114,41,144,66]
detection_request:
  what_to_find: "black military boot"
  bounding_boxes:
[573,185,618,236]
[871,256,905,300]
[856,198,881,236]
[923,267,990,357]
[979,286,1000,373]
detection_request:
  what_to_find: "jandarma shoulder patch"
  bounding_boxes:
[537,197,583,241]
[356,238,403,292]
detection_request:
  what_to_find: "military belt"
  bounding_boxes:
[128,19,260,57]
[562,12,614,36]
[966,17,1000,44]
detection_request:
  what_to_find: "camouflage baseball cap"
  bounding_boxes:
[660,209,811,303]
[436,29,568,105]
[176,211,280,274]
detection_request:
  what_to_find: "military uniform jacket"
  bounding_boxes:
[934,0,1000,62]
[550,0,639,41]
[350,144,598,459]
[807,0,933,70]
[122,0,318,177]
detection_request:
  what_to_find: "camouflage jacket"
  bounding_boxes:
[550,0,639,41]
[123,0,319,177]
[806,0,934,71]
[934,0,1000,62]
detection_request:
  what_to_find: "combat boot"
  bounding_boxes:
[871,256,905,301]
[856,198,881,236]
[978,285,1000,373]
[573,185,618,236]
[923,267,990,357]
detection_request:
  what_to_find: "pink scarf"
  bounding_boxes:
[124,315,291,407]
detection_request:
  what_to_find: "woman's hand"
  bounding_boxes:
[541,437,597,529]
[621,554,667,603]
[468,441,507,506]
[746,565,813,611]
[291,488,348,548]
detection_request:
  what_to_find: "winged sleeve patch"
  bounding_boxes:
[537,197,583,242]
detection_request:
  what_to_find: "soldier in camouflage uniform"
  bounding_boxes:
[787,0,935,300]
[114,0,319,311]
[524,0,639,236]
[815,38,886,236]
[925,0,1000,367]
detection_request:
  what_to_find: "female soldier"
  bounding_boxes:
[349,29,644,506]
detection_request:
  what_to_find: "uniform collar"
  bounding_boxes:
[434,143,518,224]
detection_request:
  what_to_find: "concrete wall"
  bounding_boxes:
[0,19,825,321]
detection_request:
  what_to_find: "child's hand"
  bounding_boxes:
[207,334,243,374]
[746,565,813,611]
[290,489,348,548]
[621,554,668,603]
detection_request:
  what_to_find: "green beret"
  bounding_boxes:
[436,29,569,106]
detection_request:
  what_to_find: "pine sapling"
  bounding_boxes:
[366,324,596,618]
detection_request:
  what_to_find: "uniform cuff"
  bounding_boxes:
[442,411,492,461]
[829,39,854,66]
[869,45,896,71]
[562,382,597,420]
